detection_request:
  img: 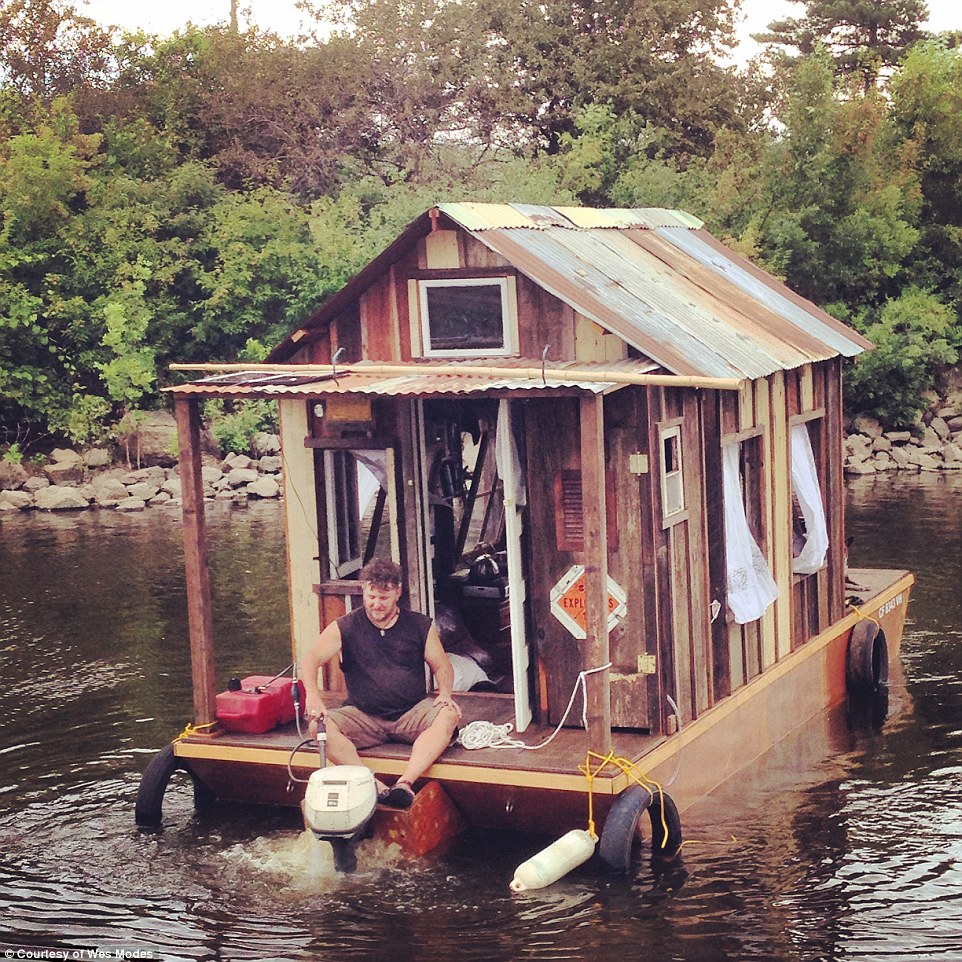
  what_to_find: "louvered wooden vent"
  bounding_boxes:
[555,469,584,551]
[554,468,618,552]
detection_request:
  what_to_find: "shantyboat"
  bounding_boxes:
[138,204,912,870]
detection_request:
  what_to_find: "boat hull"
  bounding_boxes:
[167,571,913,842]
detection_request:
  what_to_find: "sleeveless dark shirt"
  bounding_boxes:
[337,607,432,720]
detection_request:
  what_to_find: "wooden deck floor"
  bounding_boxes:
[191,690,663,787]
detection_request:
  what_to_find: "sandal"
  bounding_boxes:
[382,780,416,809]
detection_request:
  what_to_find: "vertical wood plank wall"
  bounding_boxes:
[524,398,584,726]
[278,399,322,667]
[769,371,793,661]
[580,393,612,753]
[606,388,654,729]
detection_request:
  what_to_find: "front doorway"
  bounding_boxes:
[419,398,533,731]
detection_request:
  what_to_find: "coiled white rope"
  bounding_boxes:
[458,662,612,751]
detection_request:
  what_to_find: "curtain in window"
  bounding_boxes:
[790,423,829,575]
[723,443,779,624]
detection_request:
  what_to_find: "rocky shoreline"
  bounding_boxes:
[3,382,962,513]
[0,440,284,513]
[844,386,962,476]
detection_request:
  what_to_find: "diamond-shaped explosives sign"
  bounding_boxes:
[549,564,627,639]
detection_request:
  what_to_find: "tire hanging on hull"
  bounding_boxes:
[846,619,889,693]
[598,785,683,873]
[135,743,216,826]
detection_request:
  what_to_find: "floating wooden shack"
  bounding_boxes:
[142,204,913,866]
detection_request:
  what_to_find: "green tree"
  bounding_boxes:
[0,103,101,431]
[473,0,747,158]
[742,55,920,311]
[755,0,930,89]
[889,41,962,317]
[845,287,958,426]
[0,0,113,105]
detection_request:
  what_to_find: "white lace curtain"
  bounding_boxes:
[723,443,779,624]
[790,424,829,575]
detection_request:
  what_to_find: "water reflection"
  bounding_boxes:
[1,476,960,960]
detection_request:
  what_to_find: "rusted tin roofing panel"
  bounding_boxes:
[551,227,789,380]
[621,229,839,365]
[471,226,745,379]
[552,206,704,230]
[663,229,873,358]
[435,205,869,379]
[167,358,659,400]
[436,203,541,231]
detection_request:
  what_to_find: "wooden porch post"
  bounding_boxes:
[580,393,612,754]
[174,396,217,725]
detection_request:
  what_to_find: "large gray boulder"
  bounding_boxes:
[34,486,89,510]
[246,476,280,499]
[84,447,112,468]
[22,476,49,493]
[115,410,179,467]
[253,432,281,456]
[852,415,883,438]
[92,477,129,507]
[50,447,83,465]
[226,467,259,488]
[0,461,28,490]
[0,489,33,510]
[44,460,84,484]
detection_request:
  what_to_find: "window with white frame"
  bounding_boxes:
[418,277,515,356]
[660,424,686,520]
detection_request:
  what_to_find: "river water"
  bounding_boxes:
[0,475,960,961]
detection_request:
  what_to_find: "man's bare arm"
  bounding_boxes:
[301,620,342,718]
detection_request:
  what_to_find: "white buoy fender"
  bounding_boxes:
[509,829,597,892]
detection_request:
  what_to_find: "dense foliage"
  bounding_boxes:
[1,0,960,446]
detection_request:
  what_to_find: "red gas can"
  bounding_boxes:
[215,675,305,734]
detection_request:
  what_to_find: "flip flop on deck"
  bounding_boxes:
[379,780,416,809]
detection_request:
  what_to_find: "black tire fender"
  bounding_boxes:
[135,743,215,826]
[599,785,684,873]
[846,619,888,693]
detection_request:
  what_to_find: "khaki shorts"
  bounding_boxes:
[324,697,450,750]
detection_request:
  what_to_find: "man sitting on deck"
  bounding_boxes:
[301,558,462,809]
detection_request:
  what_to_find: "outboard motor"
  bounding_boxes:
[302,719,378,872]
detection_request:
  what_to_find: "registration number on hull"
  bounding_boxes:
[878,593,903,619]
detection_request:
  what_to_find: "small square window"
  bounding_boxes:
[418,278,514,356]
[660,425,685,519]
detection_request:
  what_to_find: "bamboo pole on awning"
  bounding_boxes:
[169,361,744,392]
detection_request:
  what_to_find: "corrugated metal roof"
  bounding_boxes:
[168,358,660,400]
[432,203,871,380]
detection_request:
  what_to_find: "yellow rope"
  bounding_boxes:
[578,750,616,838]
[580,750,671,849]
[847,601,881,629]
[173,720,218,742]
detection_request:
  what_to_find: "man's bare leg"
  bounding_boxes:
[397,706,460,787]
[320,719,388,795]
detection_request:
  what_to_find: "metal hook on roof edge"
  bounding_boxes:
[541,345,550,386]
[331,347,345,384]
